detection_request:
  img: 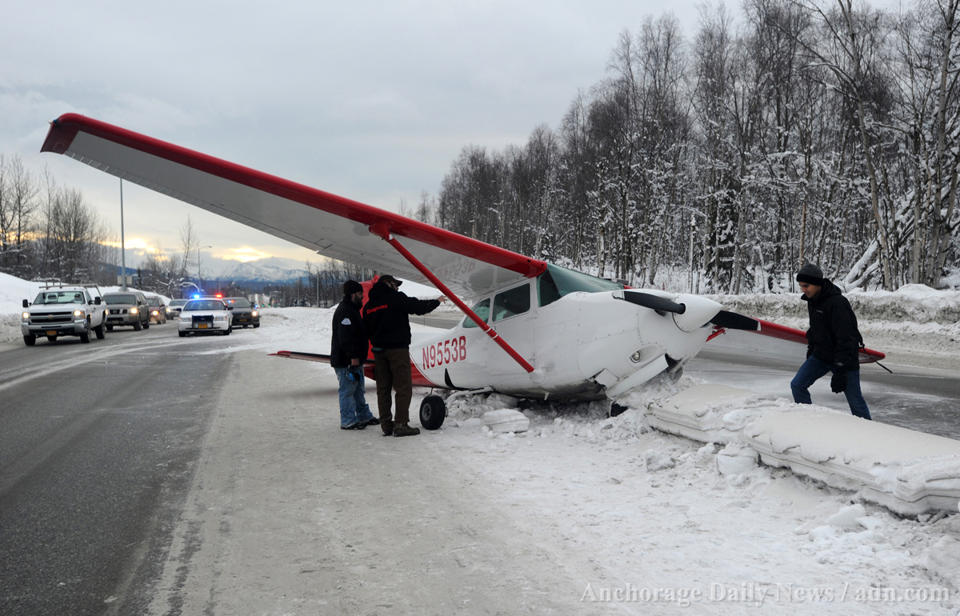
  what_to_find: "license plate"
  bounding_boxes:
[198,323,208,329]
[46,330,57,336]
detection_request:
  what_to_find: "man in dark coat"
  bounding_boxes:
[789,263,872,420]
[362,275,445,436]
[331,280,378,430]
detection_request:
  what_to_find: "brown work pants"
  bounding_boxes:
[373,348,412,426]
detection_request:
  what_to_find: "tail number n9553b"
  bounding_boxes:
[422,336,467,368]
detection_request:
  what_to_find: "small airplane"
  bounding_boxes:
[41,113,885,429]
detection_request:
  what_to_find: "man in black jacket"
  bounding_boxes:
[789,263,872,420]
[362,275,445,436]
[331,280,378,430]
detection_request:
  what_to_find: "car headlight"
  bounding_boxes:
[151,310,159,316]
[73,309,84,317]
[251,310,259,317]
[22,311,30,320]
[129,307,138,314]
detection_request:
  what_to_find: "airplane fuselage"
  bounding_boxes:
[408,278,723,401]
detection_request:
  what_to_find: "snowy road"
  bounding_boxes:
[0,324,226,616]
[139,346,959,615]
[2,306,958,614]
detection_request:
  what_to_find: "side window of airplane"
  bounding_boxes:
[538,271,561,307]
[462,298,490,328]
[492,284,530,322]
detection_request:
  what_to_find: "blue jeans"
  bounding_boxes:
[334,366,375,428]
[790,356,871,420]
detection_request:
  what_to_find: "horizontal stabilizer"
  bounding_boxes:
[269,350,331,363]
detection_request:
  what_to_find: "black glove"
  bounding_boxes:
[830,368,847,393]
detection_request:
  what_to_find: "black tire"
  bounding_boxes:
[80,330,90,343]
[224,327,231,335]
[253,323,260,328]
[133,320,142,331]
[178,331,186,337]
[23,334,35,346]
[107,325,114,332]
[419,395,446,430]
[94,323,105,339]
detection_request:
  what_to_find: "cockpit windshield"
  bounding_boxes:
[537,264,623,307]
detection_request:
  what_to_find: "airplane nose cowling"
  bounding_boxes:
[671,295,723,332]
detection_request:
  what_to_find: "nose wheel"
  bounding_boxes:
[419,395,447,430]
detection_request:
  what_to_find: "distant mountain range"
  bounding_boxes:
[208,257,311,283]
[118,250,313,284]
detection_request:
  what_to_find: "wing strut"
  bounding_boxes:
[370,224,535,373]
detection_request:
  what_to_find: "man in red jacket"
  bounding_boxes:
[362,275,445,436]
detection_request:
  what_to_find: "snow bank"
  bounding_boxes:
[648,384,960,516]
[709,284,960,323]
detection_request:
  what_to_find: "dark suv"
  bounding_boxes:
[103,291,151,331]
[145,295,167,324]
[224,297,260,328]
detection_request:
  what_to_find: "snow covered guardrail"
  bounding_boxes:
[648,384,960,517]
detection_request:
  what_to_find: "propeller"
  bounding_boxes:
[710,310,760,331]
[620,291,685,315]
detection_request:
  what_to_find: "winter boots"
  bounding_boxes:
[392,423,420,437]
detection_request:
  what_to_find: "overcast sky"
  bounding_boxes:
[2,0,725,266]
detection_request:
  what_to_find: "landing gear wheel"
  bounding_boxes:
[419,395,446,430]
[610,402,629,417]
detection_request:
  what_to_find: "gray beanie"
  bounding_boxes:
[796,263,824,286]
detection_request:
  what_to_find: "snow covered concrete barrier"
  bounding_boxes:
[649,384,960,516]
[746,408,960,517]
[646,383,765,443]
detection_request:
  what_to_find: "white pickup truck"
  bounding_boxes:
[21,285,108,345]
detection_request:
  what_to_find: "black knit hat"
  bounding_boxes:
[796,263,824,286]
[343,280,363,296]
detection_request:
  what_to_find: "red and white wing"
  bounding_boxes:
[41,113,545,298]
[710,313,886,364]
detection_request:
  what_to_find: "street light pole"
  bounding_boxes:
[197,244,213,293]
[120,179,127,290]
